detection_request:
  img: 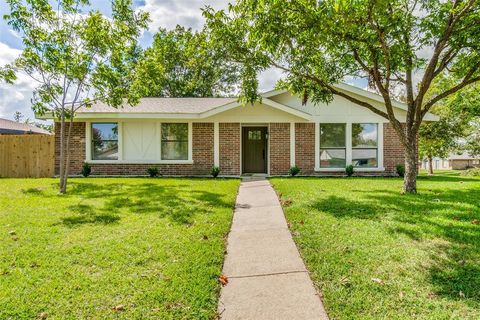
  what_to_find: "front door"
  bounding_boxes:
[242,127,267,173]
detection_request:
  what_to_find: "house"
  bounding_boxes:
[449,152,480,169]
[37,83,438,176]
[0,118,52,135]
[420,152,480,170]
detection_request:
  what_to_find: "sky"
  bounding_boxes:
[0,0,366,122]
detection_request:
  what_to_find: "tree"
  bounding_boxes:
[13,111,24,123]
[419,80,479,174]
[204,0,480,193]
[1,0,148,193]
[132,26,240,98]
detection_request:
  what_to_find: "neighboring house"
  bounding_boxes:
[37,83,438,176]
[421,152,480,170]
[449,152,480,170]
[0,118,52,135]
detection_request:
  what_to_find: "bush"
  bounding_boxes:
[345,165,354,177]
[289,165,301,176]
[81,162,91,177]
[147,167,159,177]
[396,164,405,177]
[460,168,480,176]
[211,166,220,178]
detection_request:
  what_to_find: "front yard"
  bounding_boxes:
[271,171,480,319]
[0,178,239,319]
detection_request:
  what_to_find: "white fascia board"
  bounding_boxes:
[261,98,312,120]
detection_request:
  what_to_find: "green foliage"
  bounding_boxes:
[345,165,354,177]
[204,0,480,193]
[289,165,301,177]
[2,0,149,193]
[420,81,480,161]
[460,168,480,177]
[396,164,405,177]
[132,26,240,98]
[211,166,221,178]
[81,162,91,177]
[147,167,159,178]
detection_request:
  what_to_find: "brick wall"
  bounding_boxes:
[55,122,215,176]
[54,122,86,175]
[295,123,315,175]
[269,123,290,175]
[383,123,406,175]
[219,123,240,175]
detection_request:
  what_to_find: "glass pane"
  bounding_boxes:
[92,140,118,160]
[352,149,377,167]
[320,148,346,168]
[92,123,118,141]
[161,123,188,141]
[352,123,377,147]
[161,141,188,160]
[320,124,346,147]
[248,130,262,140]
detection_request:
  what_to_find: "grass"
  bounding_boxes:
[271,171,480,320]
[0,178,239,319]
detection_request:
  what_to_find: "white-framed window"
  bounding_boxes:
[86,121,193,163]
[319,123,346,168]
[352,123,378,168]
[91,123,119,160]
[316,122,382,171]
[160,123,189,160]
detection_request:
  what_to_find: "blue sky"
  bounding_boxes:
[0,0,367,122]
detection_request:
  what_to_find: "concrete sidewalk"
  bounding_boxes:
[218,179,328,320]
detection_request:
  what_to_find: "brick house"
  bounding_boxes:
[38,83,438,176]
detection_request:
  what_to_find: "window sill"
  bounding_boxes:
[315,167,385,172]
[87,160,194,165]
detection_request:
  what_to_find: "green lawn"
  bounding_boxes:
[271,171,480,320]
[0,178,239,319]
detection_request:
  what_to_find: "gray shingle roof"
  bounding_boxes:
[77,97,237,114]
[449,152,479,160]
[0,118,52,135]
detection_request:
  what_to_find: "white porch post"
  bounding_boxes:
[314,122,320,170]
[290,122,295,167]
[85,121,91,161]
[346,122,352,165]
[214,122,220,167]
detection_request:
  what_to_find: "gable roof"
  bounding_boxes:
[35,82,439,121]
[76,97,237,114]
[0,118,52,135]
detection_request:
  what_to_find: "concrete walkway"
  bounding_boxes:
[218,178,329,320]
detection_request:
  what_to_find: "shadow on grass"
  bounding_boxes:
[308,184,480,303]
[54,179,233,227]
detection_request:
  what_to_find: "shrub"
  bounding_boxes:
[211,166,220,178]
[345,165,354,177]
[81,162,91,177]
[147,167,159,177]
[396,164,405,177]
[460,168,480,176]
[289,165,301,176]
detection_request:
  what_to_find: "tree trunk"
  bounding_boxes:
[427,155,434,176]
[60,116,74,193]
[58,111,66,194]
[403,139,418,194]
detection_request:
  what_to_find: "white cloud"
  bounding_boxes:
[0,42,38,121]
[138,0,230,32]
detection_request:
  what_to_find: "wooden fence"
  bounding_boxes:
[0,135,55,178]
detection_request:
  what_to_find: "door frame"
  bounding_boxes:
[240,124,269,175]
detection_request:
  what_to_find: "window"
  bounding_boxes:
[248,130,262,140]
[92,123,118,160]
[161,123,188,160]
[352,123,378,167]
[320,123,346,168]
